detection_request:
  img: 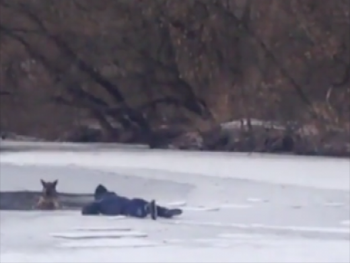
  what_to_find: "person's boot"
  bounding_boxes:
[162,208,182,218]
[157,206,183,218]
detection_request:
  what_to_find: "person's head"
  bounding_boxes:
[94,184,108,200]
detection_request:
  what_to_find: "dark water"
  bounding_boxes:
[0,191,94,211]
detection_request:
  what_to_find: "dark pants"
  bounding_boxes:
[123,198,149,218]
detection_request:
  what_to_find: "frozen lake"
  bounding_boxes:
[0,141,349,262]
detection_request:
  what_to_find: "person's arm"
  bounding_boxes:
[81,201,100,215]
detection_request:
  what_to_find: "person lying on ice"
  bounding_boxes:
[81,184,182,220]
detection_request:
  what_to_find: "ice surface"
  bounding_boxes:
[1,241,349,263]
[1,141,349,190]
[0,141,349,262]
[341,220,350,225]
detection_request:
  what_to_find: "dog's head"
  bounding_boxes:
[40,179,58,197]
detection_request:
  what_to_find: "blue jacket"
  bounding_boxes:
[82,191,131,215]
[82,184,152,217]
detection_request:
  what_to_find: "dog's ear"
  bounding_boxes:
[52,180,58,188]
[40,179,46,187]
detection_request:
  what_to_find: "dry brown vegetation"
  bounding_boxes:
[0,0,349,156]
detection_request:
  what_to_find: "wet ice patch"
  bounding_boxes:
[246,198,269,203]
[58,238,160,248]
[165,201,253,212]
[51,230,147,239]
[323,202,345,207]
[72,226,132,232]
[218,233,264,239]
[181,206,220,212]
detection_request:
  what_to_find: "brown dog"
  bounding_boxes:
[35,179,60,210]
